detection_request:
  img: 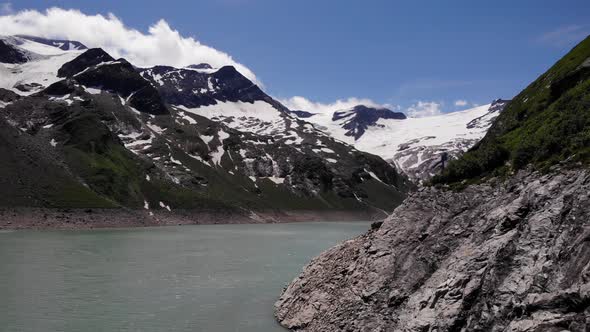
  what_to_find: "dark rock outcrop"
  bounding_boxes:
[42,80,77,96]
[212,65,267,102]
[0,40,29,64]
[139,65,267,108]
[57,48,114,77]
[288,110,316,118]
[59,49,169,115]
[333,105,407,140]
[466,99,510,129]
[0,88,21,103]
[15,83,44,93]
[276,167,590,331]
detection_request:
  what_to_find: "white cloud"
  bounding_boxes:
[405,101,442,118]
[0,2,12,15]
[537,25,590,47]
[0,7,259,84]
[454,99,468,107]
[279,96,391,113]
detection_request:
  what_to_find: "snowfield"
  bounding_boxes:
[300,103,502,181]
[0,37,84,95]
[356,105,492,159]
[0,36,84,95]
[177,100,289,136]
[306,104,492,160]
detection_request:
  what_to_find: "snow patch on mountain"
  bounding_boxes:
[357,104,492,157]
[296,102,508,181]
[0,36,84,95]
[177,100,289,136]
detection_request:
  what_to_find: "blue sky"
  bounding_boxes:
[5,0,590,114]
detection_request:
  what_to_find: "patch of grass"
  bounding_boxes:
[44,181,117,208]
[64,145,144,207]
[60,111,152,207]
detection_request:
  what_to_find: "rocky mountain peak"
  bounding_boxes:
[56,49,170,115]
[139,63,268,109]
[57,48,115,77]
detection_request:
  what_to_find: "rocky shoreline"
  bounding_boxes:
[0,208,384,230]
[275,167,590,331]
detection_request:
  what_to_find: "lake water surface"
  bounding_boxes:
[0,222,368,332]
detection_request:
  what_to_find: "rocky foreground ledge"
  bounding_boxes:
[275,167,590,331]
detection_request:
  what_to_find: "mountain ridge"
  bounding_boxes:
[0,35,411,227]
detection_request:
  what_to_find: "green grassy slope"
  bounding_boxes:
[0,117,116,208]
[432,35,590,185]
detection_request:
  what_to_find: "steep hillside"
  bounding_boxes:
[433,36,590,184]
[275,37,590,331]
[276,167,590,331]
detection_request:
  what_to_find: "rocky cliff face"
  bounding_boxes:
[275,36,590,331]
[276,167,590,331]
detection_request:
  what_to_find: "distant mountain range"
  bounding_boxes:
[0,34,512,226]
[289,100,509,181]
[0,35,413,225]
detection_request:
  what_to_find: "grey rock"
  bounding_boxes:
[275,168,590,331]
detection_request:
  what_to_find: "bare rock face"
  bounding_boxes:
[275,167,590,331]
[0,40,30,64]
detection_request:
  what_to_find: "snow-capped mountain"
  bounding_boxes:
[290,101,509,181]
[0,35,411,223]
[138,64,295,136]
